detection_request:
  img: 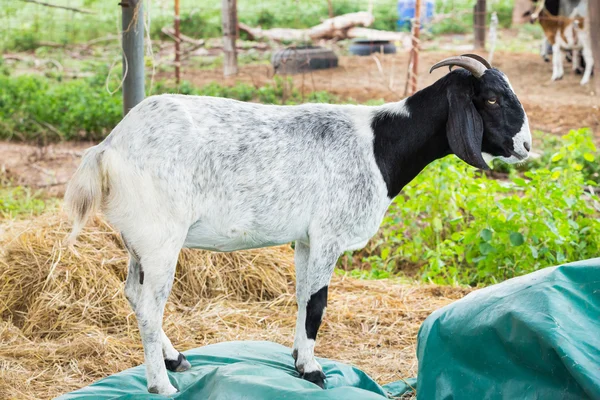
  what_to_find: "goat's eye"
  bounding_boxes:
[487,98,497,105]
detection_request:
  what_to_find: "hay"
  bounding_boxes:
[0,213,470,399]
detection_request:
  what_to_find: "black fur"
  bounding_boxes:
[306,286,328,340]
[373,69,526,198]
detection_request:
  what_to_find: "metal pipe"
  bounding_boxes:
[121,0,145,115]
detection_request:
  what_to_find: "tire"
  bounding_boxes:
[349,40,396,56]
[271,46,338,75]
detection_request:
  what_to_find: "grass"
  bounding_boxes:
[0,186,49,219]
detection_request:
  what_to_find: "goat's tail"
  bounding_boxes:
[64,145,105,245]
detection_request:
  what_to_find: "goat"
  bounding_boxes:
[524,0,594,85]
[65,55,531,395]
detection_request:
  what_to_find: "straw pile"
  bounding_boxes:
[0,213,470,399]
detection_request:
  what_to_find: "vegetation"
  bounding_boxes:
[0,186,49,219]
[1,0,520,52]
[341,128,600,286]
[0,72,339,141]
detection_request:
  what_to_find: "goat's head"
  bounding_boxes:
[430,54,531,170]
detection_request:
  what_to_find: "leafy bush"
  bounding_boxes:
[0,74,122,141]
[0,73,338,141]
[342,128,600,285]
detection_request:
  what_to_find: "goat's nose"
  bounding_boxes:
[524,142,531,152]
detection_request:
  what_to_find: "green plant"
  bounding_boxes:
[0,186,48,219]
[0,74,122,141]
[342,128,600,286]
[1,71,341,142]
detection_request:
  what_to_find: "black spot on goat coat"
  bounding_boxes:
[64,60,531,395]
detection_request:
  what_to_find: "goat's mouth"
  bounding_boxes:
[508,149,529,161]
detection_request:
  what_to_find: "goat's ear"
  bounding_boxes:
[446,91,490,170]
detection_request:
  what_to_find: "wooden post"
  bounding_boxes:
[120,0,145,115]
[589,0,600,93]
[473,0,486,49]
[512,0,532,24]
[409,0,421,95]
[222,0,238,76]
[327,0,334,18]
[174,0,181,85]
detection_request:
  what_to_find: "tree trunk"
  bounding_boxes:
[589,0,600,93]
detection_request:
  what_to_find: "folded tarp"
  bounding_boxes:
[56,340,415,399]
[416,258,600,400]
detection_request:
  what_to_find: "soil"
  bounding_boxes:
[1,49,598,195]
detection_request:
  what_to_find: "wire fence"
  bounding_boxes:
[1,0,535,100]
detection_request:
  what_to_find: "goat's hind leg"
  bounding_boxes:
[122,234,187,395]
[123,238,191,374]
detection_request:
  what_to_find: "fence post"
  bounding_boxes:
[473,0,486,49]
[512,0,532,24]
[121,0,145,115]
[174,0,181,85]
[589,0,600,93]
[222,0,238,76]
[409,0,421,95]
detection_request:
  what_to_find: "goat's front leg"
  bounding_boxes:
[292,240,339,389]
[578,32,594,85]
[551,41,564,81]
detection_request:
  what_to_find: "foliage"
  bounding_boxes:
[0,186,48,219]
[342,128,600,286]
[0,72,339,141]
[0,74,122,141]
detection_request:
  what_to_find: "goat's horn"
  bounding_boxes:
[460,53,492,69]
[429,55,487,78]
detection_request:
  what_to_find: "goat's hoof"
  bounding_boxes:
[165,353,191,372]
[302,370,326,389]
[551,75,563,81]
[148,383,178,395]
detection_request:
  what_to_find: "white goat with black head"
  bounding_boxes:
[65,55,531,394]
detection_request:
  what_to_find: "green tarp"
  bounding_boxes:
[56,341,415,399]
[417,258,600,399]
[58,259,600,399]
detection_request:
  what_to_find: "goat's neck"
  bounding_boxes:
[372,78,453,199]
